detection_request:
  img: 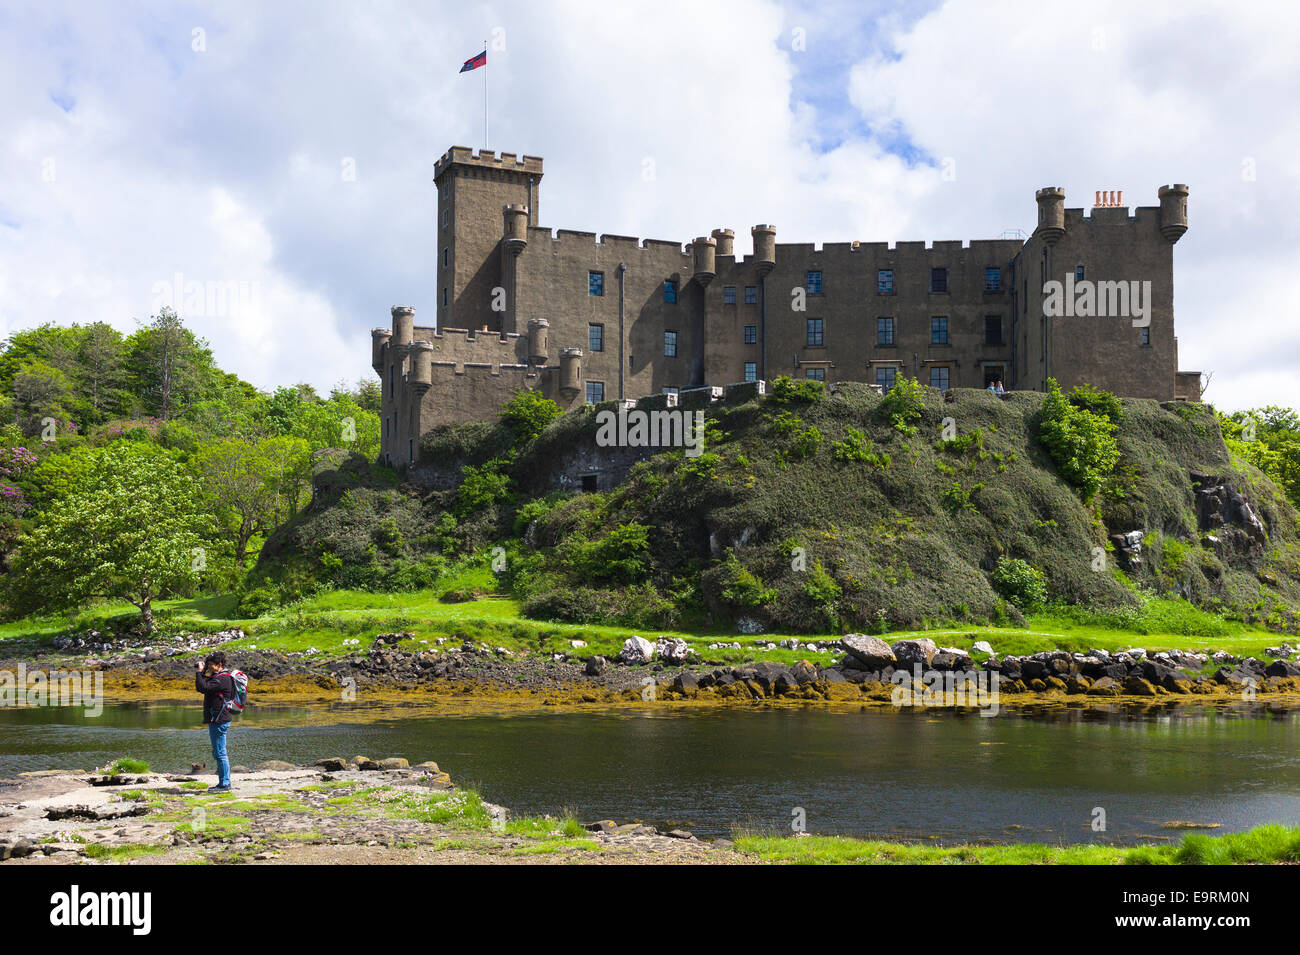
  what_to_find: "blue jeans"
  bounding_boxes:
[208,721,231,787]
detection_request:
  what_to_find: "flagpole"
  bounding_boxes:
[483,39,489,149]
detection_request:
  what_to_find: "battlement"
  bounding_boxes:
[434,145,543,182]
[431,327,525,343]
[427,360,538,382]
[524,225,693,259]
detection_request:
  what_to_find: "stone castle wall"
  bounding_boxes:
[371,148,1198,468]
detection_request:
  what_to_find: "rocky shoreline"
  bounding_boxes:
[0,760,739,866]
[5,629,1300,709]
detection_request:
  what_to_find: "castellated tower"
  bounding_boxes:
[372,145,1200,469]
[433,147,543,332]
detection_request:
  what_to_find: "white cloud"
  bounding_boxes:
[0,0,1295,410]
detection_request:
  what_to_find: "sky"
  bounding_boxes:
[1,0,1296,410]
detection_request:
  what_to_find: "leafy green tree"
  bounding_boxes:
[499,389,562,441]
[7,444,205,630]
[124,308,218,420]
[192,436,311,566]
[1221,406,1300,508]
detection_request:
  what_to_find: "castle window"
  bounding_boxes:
[585,381,604,403]
[930,268,948,293]
[878,270,894,295]
[806,318,823,347]
[1075,263,1086,281]
[744,362,757,382]
[806,271,823,294]
[805,367,826,381]
[931,316,949,344]
[1140,327,1150,346]
[664,279,678,303]
[877,317,895,347]
[985,316,1003,345]
[723,286,736,305]
[929,366,950,390]
[389,364,395,397]
[984,267,1001,291]
[442,287,447,307]
[664,330,678,357]
[589,271,604,296]
[409,437,414,463]
[443,248,448,269]
[441,208,448,229]
[875,366,898,392]
[588,323,604,352]
[663,386,679,395]
[744,285,758,305]
[744,325,757,345]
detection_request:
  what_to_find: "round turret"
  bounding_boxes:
[1034,188,1065,246]
[409,341,434,391]
[527,318,550,365]
[503,203,530,253]
[751,224,776,275]
[391,305,415,346]
[692,236,716,287]
[371,328,392,372]
[1158,184,1188,243]
[711,228,735,257]
[559,347,583,397]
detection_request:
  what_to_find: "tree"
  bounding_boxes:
[192,436,311,566]
[7,444,205,631]
[125,308,217,420]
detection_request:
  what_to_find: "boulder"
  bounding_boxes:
[791,660,819,685]
[1123,676,1159,696]
[673,671,700,692]
[891,638,937,668]
[620,637,656,665]
[840,634,896,669]
[655,637,691,665]
[1266,660,1300,678]
[584,656,607,676]
[413,761,441,773]
[971,640,994,655]
[1087,676,1121,696]
[378,757,410,770]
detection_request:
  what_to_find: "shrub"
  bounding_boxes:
[718,555,776,609]
[833,427,890,466]
[788,425,823,460]
[565,522,651,585]
[991,557,1048,613]
[770,375,825,404]
[500,390,562,442]
[1069,383,1123,423]
[881,377,925,435]
[455,459,512,516]
[1038,378,1120,502]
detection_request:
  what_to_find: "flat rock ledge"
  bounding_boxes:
[0,762,743,866]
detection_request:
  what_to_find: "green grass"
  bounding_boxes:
[3,586,1290,668]
[103,757,150,774]
[81,843,171,862]
[734,823,1300,865]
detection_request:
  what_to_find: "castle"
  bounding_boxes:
[373,146,1200,467]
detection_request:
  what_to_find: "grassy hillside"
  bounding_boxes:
[247,381,1300,636]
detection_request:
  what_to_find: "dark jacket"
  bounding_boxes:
[196,670,235,724]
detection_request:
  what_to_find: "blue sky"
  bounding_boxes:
[1,0,1297,410]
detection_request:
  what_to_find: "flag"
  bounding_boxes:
[460,50,486,73]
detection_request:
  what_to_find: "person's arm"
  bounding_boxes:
[196,665,222,693]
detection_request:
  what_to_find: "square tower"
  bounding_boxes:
[433,147,542,332]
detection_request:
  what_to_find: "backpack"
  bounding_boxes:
[222,669,249,716]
